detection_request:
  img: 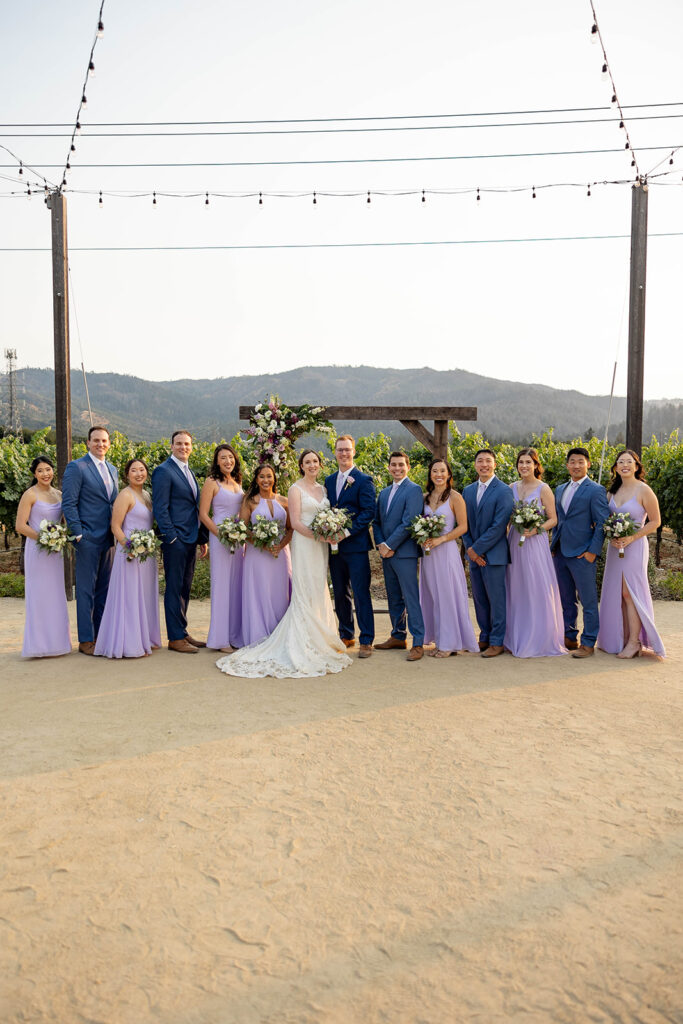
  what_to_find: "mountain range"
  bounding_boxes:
[8,365,682,444]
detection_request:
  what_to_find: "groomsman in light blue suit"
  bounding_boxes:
[61,425,118,654]
[462,449,514,658]
[551,447,610,658]
[373,451,425,661]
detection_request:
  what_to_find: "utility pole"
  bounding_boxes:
[626,180,648,455]
[47,189,75,598]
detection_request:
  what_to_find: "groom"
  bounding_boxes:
[324,435,376,659]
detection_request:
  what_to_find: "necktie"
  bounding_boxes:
[182,463,196,497]
[387,482,399,510]
[477,481,486,505]
[336,472,345,500]
[98,460,112,498]
[563,480,578,512]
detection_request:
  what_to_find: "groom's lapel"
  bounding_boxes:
[168,458,194,496]
[83,455,109,499]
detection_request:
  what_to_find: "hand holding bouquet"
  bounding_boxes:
[603,510,638,557]
[250,514,284,557]
[310,508,352,553]
[409,513,445,554]
[217,515,249,554]
[509,500,548,546]
[125,529,160,563]
[36,520,73,556]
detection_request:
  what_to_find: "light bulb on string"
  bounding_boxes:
[625,141,630,149]
[71,143,76,152]
[66,160,71,170]
[259,192,263,205]
[631,159,636,167]
[421,189,426,203]
[587,184,591,197]
[476,187,480,201]
[601,63,608,80]
[205,192,209,206]
[99,190,103,207]
[27,186,31,200]
[97,20,104,36]
[312,191,317,204]
[152,191,157,206]
[18,161,23,176]
[611,94,617,104]
[81,93,88,108]
[88,61,95,77]
[366,191,371,204]
[619,120,624,129]
[590,23,598,42]
[532,186,536,199]
[76,121,82,134]
[670,153,674,165]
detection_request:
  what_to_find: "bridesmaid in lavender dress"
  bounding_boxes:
[199,444,245,653]
[15,456,72,658]
[505,448,566,657]
[597,449,665,658]
[94,459,161,658]
[239,464,292,647]
[419,458,478,657]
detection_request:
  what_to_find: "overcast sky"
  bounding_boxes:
[1,0,682,400]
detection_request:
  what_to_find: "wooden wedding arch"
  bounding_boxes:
[239,405,477,460]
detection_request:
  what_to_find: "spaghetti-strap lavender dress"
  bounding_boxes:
[94,497,161,658]
[22,498,72,658]
[597,495,666,656]
[206,486,244,650]
[241,498,291,646]
[505,482,567,657]
[419,499,478,653]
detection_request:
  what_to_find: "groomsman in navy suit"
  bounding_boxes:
[324,435,376,659]
[551,447,610,658]
[373,451,425,661]
[152,430,208,653]
[62,425,118,654]
[462,449,514,657]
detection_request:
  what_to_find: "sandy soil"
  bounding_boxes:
[1,597,682,1024]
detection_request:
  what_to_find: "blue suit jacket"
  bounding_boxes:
[152,458,202,545]
[373,478,424,558]
[61,454,118,546]
[551,477,609,558]
[462,476,514,566]
[324,468,376,553]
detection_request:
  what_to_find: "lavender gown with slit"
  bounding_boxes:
[206,487,244,650]
[94,497,161,658]
[419,500,478,653]
[22,498,72,658]
[240,498,292,647]
[597,495,665,656]
[504,482,567,657]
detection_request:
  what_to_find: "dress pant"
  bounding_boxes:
[74,538,114,642]
[328,549,375,646]
[469,562,507,647]
[382,556,424,646]
[553,550,599,648]
[161,538,197,642]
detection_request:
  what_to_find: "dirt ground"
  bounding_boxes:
[1,597,681,1024]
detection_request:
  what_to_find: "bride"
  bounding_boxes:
[216,450,352,678]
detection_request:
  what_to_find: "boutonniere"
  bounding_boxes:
[344,476,355,490]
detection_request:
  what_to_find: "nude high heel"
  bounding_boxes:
[616,641,642,659]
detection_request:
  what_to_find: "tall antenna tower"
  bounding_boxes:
[3,349,23,436]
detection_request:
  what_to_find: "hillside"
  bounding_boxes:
[9,365,683,443]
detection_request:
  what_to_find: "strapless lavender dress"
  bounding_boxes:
[22,498,72,658]
[206,487,244,650]
[597,495,665,656]
[504,482,567,658]
[241,498,291,646]
[94,498,161,658]
[419,500,478,653]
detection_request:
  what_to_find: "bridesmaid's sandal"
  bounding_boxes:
[220,645,236,654]
[617,641,642,659]
[434,649,454,659]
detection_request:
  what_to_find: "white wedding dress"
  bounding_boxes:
[216,485,352,678]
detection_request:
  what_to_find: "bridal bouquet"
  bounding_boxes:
[310,508,352,554]
[603,510,638,558]
[217,515,249,554]
[250,514,284,557]
[509,500,548,546]
[125,529,160,563]
[408,513,445,554]
[36,520,73,555]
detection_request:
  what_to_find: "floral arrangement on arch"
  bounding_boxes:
[244,396,333,481]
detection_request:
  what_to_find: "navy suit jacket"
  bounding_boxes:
[374,478,424,558]
[61,454,118,546]
[324,468,375,553]
[551,477,609,558]
[462,476,514,566]
[152,458,202,545]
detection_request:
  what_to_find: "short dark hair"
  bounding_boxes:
[516,447,543,479]
[475,449,496,461]
[124,457,149,481]
[209,443,242,484]
[171,429,193,444]
[389,451,409,464]
[298,448,321,474]
[566,447,590,462]
[88,425,110,440]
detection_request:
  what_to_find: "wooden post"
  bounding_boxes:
[47,189,75,599]
[626,181,648,455]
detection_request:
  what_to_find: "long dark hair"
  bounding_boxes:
[516,447,544,479]
[209,443,242,484]
[124,457,150,481]
[608,449,645,494]
[425,458,453,505]
[245,462,278,501]
[30,455,54,486]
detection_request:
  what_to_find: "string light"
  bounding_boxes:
[312,191,317,204]
[60,0,107,189]
[88,61,95,77]
[76,121,82,134]
[97,20,104,36]
[152,190,156,205]
[81,94,88,109]
[367,190,371,204]
[259,191,263,205]
[421,189,426,202]
[26,185,31,199]
[70,143,76,152]
[476,188,480,201]
[601,63,608,80]
[99,190,103,206]
[18,161,22,176]
[590,23,598,42]
[590,1,641,179]
[204,191,209,206]
[587,184,591,196]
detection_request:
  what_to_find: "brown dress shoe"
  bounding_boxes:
[341,637,356,648]
[406,646,424,661]
[78,641,96,655]
[185,634,206,648]
[481,645,504,658]
[564,637,579,650]
[358,645,373,658]
[374,637,407,650]
[478,641,490,652]
[169,638,199,654]
[571,645,595,658]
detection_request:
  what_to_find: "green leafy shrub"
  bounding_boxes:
[0,573,24,597]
